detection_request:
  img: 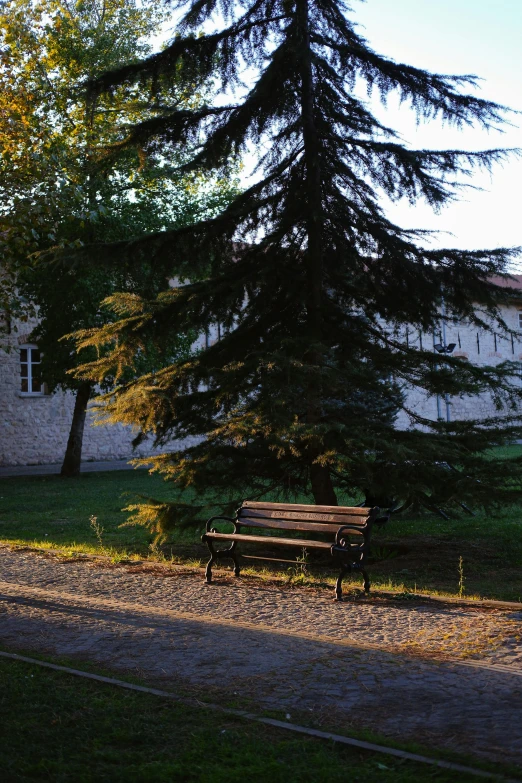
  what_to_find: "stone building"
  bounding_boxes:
[2,277,522,466]
[0,313,207,467]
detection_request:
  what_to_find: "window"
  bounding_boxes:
[20,345,44,394]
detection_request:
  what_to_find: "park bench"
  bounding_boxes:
[202,501,389,600]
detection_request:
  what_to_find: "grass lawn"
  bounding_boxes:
[0,469,174,557]
[0,654,508,782]
[1,464,522,601]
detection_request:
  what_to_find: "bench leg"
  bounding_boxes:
[205,554,215,584]
[204,540,240,583]
[226,540,241,577]
[334,564,350,602]
[205,539,216,584]
[231,548,241,578]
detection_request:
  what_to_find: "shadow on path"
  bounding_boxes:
[1,583,522,767]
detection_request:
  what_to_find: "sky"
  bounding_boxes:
[342,0,522,258]
[159,0,522,261]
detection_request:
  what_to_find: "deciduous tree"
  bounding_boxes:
[0,0,237,475]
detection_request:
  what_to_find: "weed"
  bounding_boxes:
[148,540,167,561]
[370,545,399,562]
[89,515,104,547]
[458,555,466,598]
[286,547,310,581]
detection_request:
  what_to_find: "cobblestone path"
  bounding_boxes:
[1,547,522,766]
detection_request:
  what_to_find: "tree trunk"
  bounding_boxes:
[297,0,337,506]
[60,382,92,477]
[310,463,338,506]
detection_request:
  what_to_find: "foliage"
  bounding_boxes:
[0,0,238,389]
[70,0,522,521]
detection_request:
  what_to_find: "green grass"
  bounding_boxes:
[0,654,510,782]
[1,465,522,601]
[487,444,522,460]
[370,501,522,602]
[0,469,183,556]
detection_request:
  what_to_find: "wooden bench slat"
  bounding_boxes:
[239,508,367,526]
[205,532,333,549]
[237,517,364,535]
[242,501,370,516]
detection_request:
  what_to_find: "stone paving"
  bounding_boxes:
[1,546,522,767]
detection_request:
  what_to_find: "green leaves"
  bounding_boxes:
[0,0,238,384]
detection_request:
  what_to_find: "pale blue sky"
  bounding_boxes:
[160,1,521,260]
[349,0,522,258]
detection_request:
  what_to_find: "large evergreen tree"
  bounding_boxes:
[74,0,522,527]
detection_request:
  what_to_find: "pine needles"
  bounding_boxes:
[70,0,522,530]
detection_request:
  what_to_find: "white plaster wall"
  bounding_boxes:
[396,303,522,427]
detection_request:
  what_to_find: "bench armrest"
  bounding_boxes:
[205,516,237,534]
[335,524,369,547]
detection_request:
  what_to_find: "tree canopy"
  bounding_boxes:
[0,0,238,474]
[72,0,522,527]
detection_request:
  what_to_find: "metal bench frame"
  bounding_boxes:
[201,502,387,600]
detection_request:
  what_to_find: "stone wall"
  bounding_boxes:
[0,321,197,466]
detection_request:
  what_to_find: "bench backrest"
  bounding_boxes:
[237,501,375,537]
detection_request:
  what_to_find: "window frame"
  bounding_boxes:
[19,344,45,396]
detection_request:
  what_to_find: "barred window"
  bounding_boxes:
[20,345,44,394]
